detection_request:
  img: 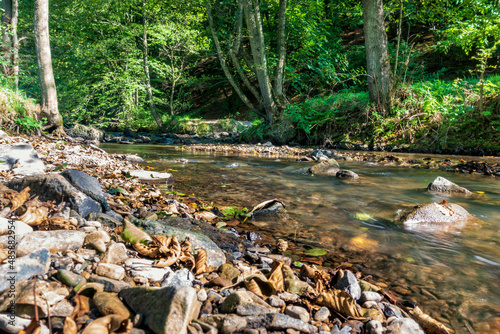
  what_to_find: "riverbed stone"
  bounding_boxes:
[314,307,330,322]
[84,231,110,253]
[62,169,110,211]
[96,263,125,280]
[427,176,470,194]
[101,242,129,264]
[0,314,50,334]
[336,170,359,180]
[285,305,310,322]
[16,230,86,257]
[161,268,195,287]
[365,320,384,334]
[6,174,101,218]
[359,291,384,304]
[400,202,476,233]
[245,313,318,333]
[334,270,361,301]
[0,217,33,235]
[125,155,145,163]
[386,318,424,334]
[219,263,241,282]
[0,143,45,175]
[0,249,51,293]
[89,275,132,292]
[252,201,287,221]
[125,258,172,282]
[124,170,174,186]
[57,269,86,287]
[119,286,200,334]
[307,158,340,175]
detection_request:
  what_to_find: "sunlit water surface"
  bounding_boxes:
[101,144,500,331]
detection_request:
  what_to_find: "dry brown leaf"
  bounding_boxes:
[19,206,49,226]
[10,186,30,212]
[81,315,132,334]
[316,288,364,319]
[18,319,41,334]
[276,239,288,254]
[152,235,181,267]
[195,249,207,275]
[267,261,284,292]
[409,306,454,334]
[0,244,7,264]
[244,277,276,299]
[133,242,160,258]
[42,217,76,230]
[63,317,77,334]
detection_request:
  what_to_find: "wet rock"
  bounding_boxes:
[125,155,145,163]
[334,270,361,301]
[221,314,248,334]
[84,231,110,253]
[252,201,288,221]
[286,278,314,296]
[119,286,200,334]
[382,303,404,318]
[16,230,85,257]
[247,246,271,254]
[123,128,139,139]
[161,268,195,287]
[359,291,383,304]
[0,143,45,175]
[245,313,318,333]
[57,269,86,287]
[96,263,125,280]
[6,174,101,218]
[219,263,241,282]
[307,159,340,175]
[89,275,132,292]
[400,202,476,233]
[101,242,129,264]
[314,307,330,322]
[93,291,131,318]
[427,176,470,194]
[133,218,226,267]
[285,305,310,322]
[386,318,424,334]
[0,249,51,293]
[365,320,384,334]
[336,170,359,180]
[125,258,172,282]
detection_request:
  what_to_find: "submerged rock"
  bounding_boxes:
[427,176,470,194]
[336,170,359,180]
[308,158,340,175]
[119,286,200,334]
[400,202,476,233]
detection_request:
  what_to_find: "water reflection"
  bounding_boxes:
[101,144,500,330]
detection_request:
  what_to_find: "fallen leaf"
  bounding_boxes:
[63,317,77,334]
[19,206,49,226]
[81,315,132,334]
[10,186,30,212]
[316,288,364,318]
[195,249,207,275]
[304,248,327,257]
[267,261,284,292]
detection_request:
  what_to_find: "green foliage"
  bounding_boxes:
[195,122,212,135]
[14,116,43,133]
[220,206,251,220]
[240,119,270,143]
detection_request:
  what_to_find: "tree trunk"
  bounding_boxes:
[1,0,12,54]
[34,0,62,130]
[11,0,18,92]
[362,0,391,114]
[142,1,162,128]
[242,0,277,124]
[273,0,286,102]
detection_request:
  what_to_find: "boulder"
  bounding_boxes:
[336,170,359,180]
[308,158,340,175]
[427,176,470,194]
[123,128,139,139]
[62,169,110,211]
[0,143,45,175]
[125,155,145,163]
[66,124,104,142]
[400,202,476,233]
[6,174,101,218]
[119,286,200,334]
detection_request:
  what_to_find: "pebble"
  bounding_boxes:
[162,268,195,287]
[278,292,301,303]
[334,270,361,301]
[285,305,310,323]
[314,307,330,322]
[96,263,125,280]
[89,274,131,292]
[268,295,285,308]
[247,246,271,254]
[84,231,110,253]
[57,269,87,287]
[359,291,384,304]
[16,230,86,257]
[365,320,384,334]
[101,242,129,264]
[197,289,208,302]
[386,318,424,334]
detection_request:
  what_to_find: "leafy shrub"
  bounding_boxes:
[14,116,42,133]
[195,122,212,135]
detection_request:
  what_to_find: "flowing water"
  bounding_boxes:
[102,144,500,331]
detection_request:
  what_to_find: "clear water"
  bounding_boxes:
[101,144,500,331]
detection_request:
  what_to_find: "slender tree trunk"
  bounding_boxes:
[11,0,18,92]
[242,0,277,124]
[273,0,286,103]
[34,0,62,130]
[206,0,258,114]
[1,0,12,54]
[362,0,391,114]
[141,1,162,128]
[393,0,403,78]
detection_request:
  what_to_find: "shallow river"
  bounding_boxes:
[101,144,500,331]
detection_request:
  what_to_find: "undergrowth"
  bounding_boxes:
[0,77,40,133]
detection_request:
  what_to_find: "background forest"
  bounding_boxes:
[1,0,499,153]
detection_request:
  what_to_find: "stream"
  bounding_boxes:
[101,143,500,330]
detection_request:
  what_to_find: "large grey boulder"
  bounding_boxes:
[0,143,45,175]
[400,202,476,233]
[62,169,110,211]
[6,174,101,218]
[119,286,200,334]
[427,176,470,194]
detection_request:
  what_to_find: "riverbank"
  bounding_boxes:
[0,131,479,334]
